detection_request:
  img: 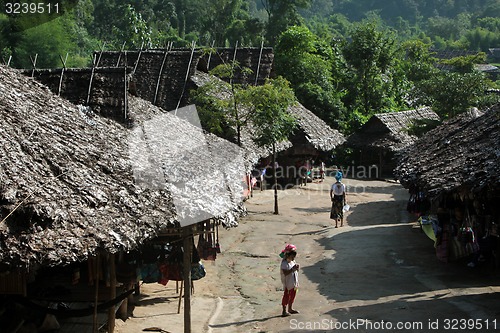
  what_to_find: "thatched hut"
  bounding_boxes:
[0,65,246,331]
[345,107,440,178]
[395,106,500,264]
[395,107,498,199]
[278,103,345,167]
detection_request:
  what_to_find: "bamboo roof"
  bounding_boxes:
[0,65,175,267]
[346,107,440,152]
[395,106,500,198]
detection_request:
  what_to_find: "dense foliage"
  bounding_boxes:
[1,0,499,133]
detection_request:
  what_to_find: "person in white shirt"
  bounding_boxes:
[330,171,347,227]
[279,244,300,317]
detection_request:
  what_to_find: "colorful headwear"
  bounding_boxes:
[335,171,343,181]
[279,244,297,258]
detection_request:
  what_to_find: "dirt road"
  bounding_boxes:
[115,177,500,333]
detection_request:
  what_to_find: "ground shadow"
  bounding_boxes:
[208,314,283,329]
[302,222,500,304]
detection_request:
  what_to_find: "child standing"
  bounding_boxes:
[279,244,300,317]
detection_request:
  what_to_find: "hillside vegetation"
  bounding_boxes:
[1,0,499,133]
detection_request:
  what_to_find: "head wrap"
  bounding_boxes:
[279,244,297,258]
[335,171,343,182]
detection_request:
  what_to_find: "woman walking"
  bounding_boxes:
[330,171,347,227]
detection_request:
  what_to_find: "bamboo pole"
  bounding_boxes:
[87,43,106,105]
[116,41,126,67]
[175,41,196,114]
[30,54,37,78]
[254,39,264,85]
[131,41,145,76]
[57,53,68,96]
[206,40,215,71]
[153,42,172,105]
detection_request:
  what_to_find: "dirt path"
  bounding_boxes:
[115,177,500,333]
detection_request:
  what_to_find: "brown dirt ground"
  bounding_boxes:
[114,176,500,333]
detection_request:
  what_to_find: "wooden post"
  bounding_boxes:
[248,173,253,198]
[124,67,128,121]
[272,143,279,215]
[177,280,183,314]
[108,253,116,333]
[117,252,128,320]
[379,150,383,179]
[182,227,193,333]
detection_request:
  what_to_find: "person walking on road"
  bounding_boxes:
[330,171,347,227]
[279,244,300,317]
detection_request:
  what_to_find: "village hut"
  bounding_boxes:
[278,103,345,178]
[345,107,440,178]
[0,65,246,331]
[395,106,500,264]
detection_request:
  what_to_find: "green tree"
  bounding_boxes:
[341,22,400,124]
[418,71,490,118]
[13,16,78,68]
[274,25,345,128]
[189,60,253,146]
[241,76,298,214]
[261,0,312,45]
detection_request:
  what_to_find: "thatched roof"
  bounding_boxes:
[127,97,246,227]
[395,106,500,198]
[346,107,440,152]
[288,103,345,151]
[0,65,175,267]
[189,71,344,164]
[0,65,246,268]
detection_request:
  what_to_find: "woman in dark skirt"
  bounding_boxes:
[330,171,347,227]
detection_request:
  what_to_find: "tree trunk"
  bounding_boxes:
[272,143,279,215]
